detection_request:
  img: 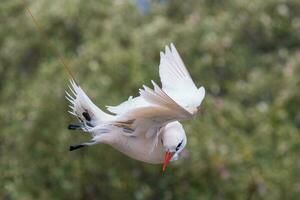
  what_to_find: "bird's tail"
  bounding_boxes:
[66,80,114,132]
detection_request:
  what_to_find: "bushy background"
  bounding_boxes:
[1,0,300,199]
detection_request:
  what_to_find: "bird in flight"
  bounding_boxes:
[66,43,205,171]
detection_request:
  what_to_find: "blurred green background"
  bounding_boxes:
[1,0,300,199]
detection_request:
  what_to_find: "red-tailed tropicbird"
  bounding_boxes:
[66,43,205,171]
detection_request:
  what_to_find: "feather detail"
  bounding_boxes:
[159,43,205,111]
[66,79,115,127]
[139,81,192,118]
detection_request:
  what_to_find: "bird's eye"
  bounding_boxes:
[176,140,183,151]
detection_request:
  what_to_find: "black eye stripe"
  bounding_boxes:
[176,140,184,151]
[178,140,183,147]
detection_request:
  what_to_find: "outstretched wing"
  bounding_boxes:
[159,43,205,112]
[114,81,193,139]
[108,44,205,140]
[106,96,150,115]
[108,44,205,117]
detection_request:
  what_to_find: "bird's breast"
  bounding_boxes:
[109,134,165,164]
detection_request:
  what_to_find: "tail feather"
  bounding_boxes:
[66,80,114,130]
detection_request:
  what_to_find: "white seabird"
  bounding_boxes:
[66,43,205,171]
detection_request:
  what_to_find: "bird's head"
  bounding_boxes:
[161,122,187,171]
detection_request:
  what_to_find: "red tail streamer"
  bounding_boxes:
[22,0,78,84]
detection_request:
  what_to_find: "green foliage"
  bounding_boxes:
[1,0,300,199]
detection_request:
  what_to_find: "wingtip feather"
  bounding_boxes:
[170,43,175,51]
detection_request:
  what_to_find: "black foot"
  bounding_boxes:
[68,124,81,130]
[69,144,85,151]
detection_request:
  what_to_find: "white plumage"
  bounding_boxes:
[66,44,205,170]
